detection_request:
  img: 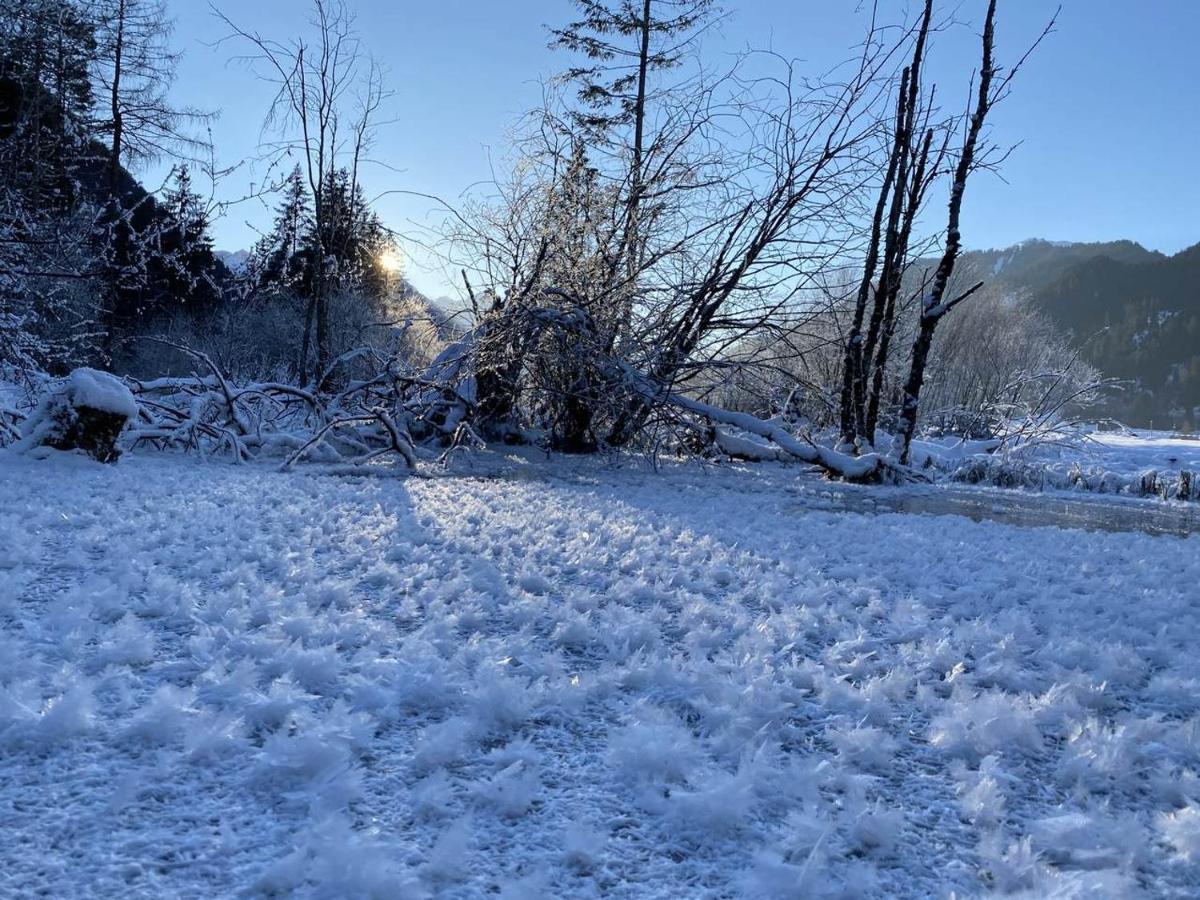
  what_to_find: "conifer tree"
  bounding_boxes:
[252,165,311,294]
[152,164,219,309]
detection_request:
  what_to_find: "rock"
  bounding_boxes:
[17,368,137,463]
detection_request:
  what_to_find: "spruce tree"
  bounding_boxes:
[152,164,219,309]
[252,165,311,294]
[549,0,716,284]
[549,0,717,136]
[305,167,386,298]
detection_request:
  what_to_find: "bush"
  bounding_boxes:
[17,368,137,463]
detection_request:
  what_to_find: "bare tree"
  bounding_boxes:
[90,0,209,195]
[218,0,389,383]
[894,0,1054,463]
[438,11,897,467]
[408,2,1055,481]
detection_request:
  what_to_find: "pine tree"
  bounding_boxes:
[252,165,311,293]
[305,167,386,298]
[150,164,219,309]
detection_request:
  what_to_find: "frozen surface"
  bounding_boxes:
[0,451,1198,898]
[911,430,1200,480]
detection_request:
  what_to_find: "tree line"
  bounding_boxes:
[0,0,410,390]
[2,0,1103,475]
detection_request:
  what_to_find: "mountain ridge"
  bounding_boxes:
[949,238,1200,428]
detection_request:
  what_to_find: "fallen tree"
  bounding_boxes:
[665,392,896,482]
[120,339,474,470]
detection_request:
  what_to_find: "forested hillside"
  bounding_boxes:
[0,0,440,391]
[950,240,1200,428]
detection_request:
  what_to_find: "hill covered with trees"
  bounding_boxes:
[949,239,1200,429]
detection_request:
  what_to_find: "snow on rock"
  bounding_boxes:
[0,450,1197,897]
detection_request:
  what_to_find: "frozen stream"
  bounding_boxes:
[800,482,1200,537]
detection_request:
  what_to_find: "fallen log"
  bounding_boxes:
[666,393,900,483]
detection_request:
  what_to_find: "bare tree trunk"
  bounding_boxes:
[840,0,932,448]
[865,127,936,437]
[865,289,899,435]
[838,68,909,447]
[299,289,317,382]
[108,0,126,197]
[623,0,651,285]
[897,0,998,464]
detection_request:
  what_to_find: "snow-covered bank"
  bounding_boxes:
[1,453,1198,897]
[1079,430,1200,477]
[903,428,1200,504]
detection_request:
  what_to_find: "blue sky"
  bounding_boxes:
[158,1,1200,297]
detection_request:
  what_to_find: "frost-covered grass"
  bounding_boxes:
[0,451,1198,897]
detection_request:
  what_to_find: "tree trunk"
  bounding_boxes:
[839,66,910,447]
[622,0,651,286]
[897,0,996,464]
[299,289,318,383]
[108,0,126,197]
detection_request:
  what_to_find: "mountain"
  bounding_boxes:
[949,239,1200,429]
[214,249,250,273]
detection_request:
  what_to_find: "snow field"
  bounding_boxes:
[0,452,1198,897]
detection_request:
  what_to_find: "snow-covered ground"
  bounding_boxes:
[1080,431,1200,478]
[1,451,1198,898]
[911,429,1200,480]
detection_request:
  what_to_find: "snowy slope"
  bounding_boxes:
[1081,431,1200,477]
[0,452,1197,897]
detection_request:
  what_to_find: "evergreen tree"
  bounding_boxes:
[0,0,97,211]
[150,164,219,309]
[0,0,104,375]
[549,0,717,289]
[251,165,310,294]
[305,167,387,298]
[549,0,717,136]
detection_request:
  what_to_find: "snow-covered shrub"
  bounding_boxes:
[0,376,30,448]
[951,455,1051,490]
[16,368,136,463]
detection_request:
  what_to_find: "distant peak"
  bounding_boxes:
[215,249,250,273]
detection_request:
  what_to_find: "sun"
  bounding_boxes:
[378,247,403,275]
